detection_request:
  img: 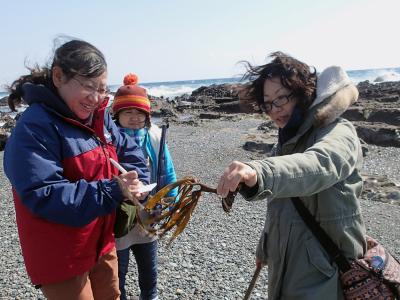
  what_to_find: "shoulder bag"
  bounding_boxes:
[291,197,400,299]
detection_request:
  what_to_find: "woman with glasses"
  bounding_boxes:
[217,52,366,299]
[111,74,178,300]
[4,39,150,299]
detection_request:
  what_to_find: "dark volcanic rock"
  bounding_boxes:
[243,141,275,155]
[149,96,178,118]
[198,113,223,120]
[349,81,400,147]
[365,109,400,126]
[177,84,247,115]
[0,114,15,151]
[0,128,9,151]
[0,96,8,106]
[357,80,400,99]
[191,84,237,98]
[344,107,400,126]
[355,122,400,147]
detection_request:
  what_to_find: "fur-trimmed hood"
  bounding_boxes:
[311,66,359,127]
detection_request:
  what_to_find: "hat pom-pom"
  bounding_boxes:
[123,73,138,86]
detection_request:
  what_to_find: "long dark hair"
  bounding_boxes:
[242,51,317,112]
[7,38,107,111]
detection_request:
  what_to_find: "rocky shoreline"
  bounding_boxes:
[0,81,399,299]
[150,80,400,148]
[1,80,400,150]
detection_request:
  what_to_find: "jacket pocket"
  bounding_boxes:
[305,238,336,278]
[114,202,137,238]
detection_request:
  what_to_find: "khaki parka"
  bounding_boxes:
[244,67,367,300]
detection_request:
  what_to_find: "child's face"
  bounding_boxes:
[118,108,146,129]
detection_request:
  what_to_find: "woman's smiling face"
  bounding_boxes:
[53,67,108,120]
[263,77,297,128]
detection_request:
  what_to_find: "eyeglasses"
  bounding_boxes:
[261,93,293,113]
[73,77,110,98]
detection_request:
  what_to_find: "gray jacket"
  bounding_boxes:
[244,66,367,300]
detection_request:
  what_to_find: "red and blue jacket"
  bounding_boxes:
[3,83,150,285]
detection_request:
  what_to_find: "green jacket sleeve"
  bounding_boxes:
[244,119,361,201]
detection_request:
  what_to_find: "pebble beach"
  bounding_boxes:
[1,115,399,299]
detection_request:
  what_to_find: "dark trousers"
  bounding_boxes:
[117,241,158,300]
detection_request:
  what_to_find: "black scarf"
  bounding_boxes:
[278,106,304,145]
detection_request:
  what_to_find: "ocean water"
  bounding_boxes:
[346,67,400,84]
[1,67,400,110]
[109,77,242,98]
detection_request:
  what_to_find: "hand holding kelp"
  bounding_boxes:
[110,156,239,243]
[138,176,240,245]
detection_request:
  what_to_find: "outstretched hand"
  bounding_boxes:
[217,161,257,198]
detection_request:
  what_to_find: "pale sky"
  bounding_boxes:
[0,0,399,87]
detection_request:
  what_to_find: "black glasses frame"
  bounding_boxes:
[261,93,293,113]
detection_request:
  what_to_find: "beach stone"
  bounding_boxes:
[176,288,183,295]
[362,174,400,205]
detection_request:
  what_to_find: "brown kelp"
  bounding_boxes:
[137,176,239,245]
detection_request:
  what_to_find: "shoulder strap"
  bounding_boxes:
[156,123,168,188]
[289,125,351,272]
[291,197,351,272]
[148,124,162,157]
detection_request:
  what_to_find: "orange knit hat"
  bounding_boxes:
[112,74,151,116]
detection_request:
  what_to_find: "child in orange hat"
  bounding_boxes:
[112,74,177,300]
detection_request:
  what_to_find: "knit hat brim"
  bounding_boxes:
[112,95,151,115]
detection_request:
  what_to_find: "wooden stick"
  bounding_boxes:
[243,265,262,300]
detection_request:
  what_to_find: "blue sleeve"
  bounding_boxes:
[4,118,125,227]
[163,145,178,197]
[104,112,150,184]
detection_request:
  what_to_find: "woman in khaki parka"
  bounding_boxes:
[217,52,366,300]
